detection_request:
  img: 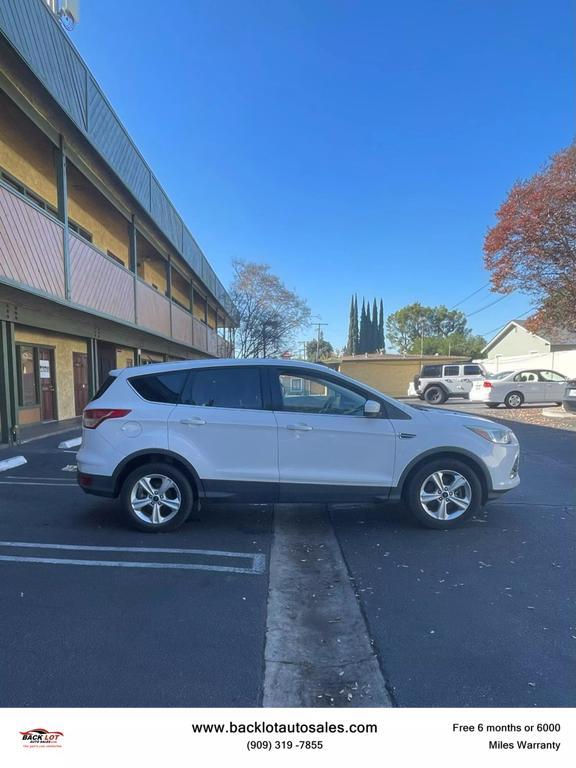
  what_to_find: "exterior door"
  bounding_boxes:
[168,366,279,498]
[512,371,543,403]
[539,370,567,402]
[271,368,397,497]
[73,352,89,415]
[38,347,56,421]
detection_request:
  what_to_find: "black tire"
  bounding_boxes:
[504,391,524,409]
[120,462,195,532]
[405,458,482,530]
[485,403,499,409]
[423,385,447,404]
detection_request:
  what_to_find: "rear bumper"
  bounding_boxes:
[77,471,116,498]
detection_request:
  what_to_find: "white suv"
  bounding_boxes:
[414,363,487,404]
[77,359,520,532]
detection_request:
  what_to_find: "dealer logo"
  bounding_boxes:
[20,728,64,748]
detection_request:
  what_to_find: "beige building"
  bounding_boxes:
[325,354,469,397]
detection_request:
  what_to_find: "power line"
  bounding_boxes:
[478,308,533,338]
[449,282,491,310]
[465,293,512,319]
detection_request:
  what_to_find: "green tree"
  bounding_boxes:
[378,299,385,350]
[407,333,486,358]
[358,299,367,353]
[371,298,379,351]
[306,332,335,361]
[346,294,358,354]
[386,303,469,353]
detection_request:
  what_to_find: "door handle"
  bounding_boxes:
[286,424,313,431]
[180,417,206,426]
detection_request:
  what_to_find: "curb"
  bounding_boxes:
[541,408,576,420]
[0,456,27,473]
[58,437,82,449]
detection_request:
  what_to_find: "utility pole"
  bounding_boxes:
[298,341,307,360]
[313,322,328,362]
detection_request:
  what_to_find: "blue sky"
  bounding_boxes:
[71,0,573,351]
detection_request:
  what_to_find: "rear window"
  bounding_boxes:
[443,365,460,376]
[93,375,116,400]
[129,370,188,403]
[421,365,442,378]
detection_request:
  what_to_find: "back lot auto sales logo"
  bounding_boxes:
[20,728,64,748]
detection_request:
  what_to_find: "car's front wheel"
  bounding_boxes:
[405,459,482,529]
[121,462,195,532]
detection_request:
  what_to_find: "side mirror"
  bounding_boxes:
[364,399,381,417]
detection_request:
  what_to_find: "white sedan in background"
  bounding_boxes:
[469,369,568,409]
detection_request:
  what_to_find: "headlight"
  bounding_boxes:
[466,425,516,444]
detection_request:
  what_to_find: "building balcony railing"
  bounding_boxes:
[0,182,233,358]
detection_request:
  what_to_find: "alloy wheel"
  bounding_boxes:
[419,470,472,521]
[129,474,182,526]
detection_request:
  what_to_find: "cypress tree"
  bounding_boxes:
[358,299,367,353]
[346,295,359,355]
[372,298,378,352]
[378,299,385,350]
[352,294,359,353]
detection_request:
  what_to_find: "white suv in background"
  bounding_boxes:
[413,362,487,404]
[77,359,520,532]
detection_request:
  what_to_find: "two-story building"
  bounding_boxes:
[0,0,238,443]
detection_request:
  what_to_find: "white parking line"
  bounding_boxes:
[0,541,266,575]
[0,456,27,473]
[58,437,82,449]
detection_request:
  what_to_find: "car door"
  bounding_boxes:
[539,370,567,402]
[168,366,279,500]
[511,371,542,402]
[270,367,397,500]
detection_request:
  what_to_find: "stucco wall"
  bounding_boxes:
[0,89,57,207]
[116,347,135,370]
[15,326,88,421]
[67,163,130,266]
[481,350,576,378]
[337,358,468,397]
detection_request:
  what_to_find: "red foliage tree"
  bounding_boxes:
[484,143,576,331]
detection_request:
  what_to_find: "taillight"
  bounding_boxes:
[83,408,131,429]
[483,381,493,388]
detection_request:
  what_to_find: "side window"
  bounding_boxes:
[539,370,566,382]
[17,346,39,406]
[129,370,188,403]
[181,367,262,410]
[443,365,460,376]
[514,371,538,383]
[278,372,367,416]
[421,365,442,378]
[463,365,482,376]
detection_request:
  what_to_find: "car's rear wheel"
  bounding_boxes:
[121,462,195,532]
[504,391,524,409]
[423,386,447,404]
[405,459,482,529]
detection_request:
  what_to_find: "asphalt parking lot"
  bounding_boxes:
[0,408,574,708]
[0,434,272,707]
